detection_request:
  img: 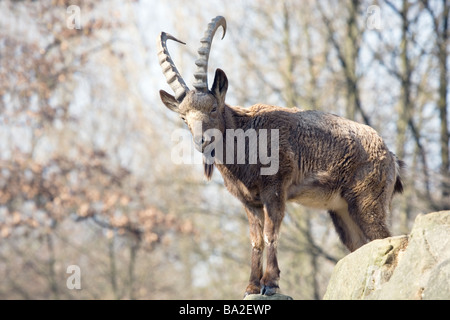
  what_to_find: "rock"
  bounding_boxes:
[244,293,293,300]
[323,211,450,300]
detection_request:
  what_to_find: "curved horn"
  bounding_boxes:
[157,32,189,102]
[193,16,227,93]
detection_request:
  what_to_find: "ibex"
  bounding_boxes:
[157,16,404,297]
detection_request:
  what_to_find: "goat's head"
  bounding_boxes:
[157,16,228,153]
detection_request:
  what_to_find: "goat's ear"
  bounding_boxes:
[211,68,228,105]
[159,90,180,113]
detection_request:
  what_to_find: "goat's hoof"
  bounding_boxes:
[244,284,261,298]
[260,285,279,296]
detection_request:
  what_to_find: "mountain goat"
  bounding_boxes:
[157,16,404,297]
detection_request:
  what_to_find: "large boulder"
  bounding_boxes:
[323,211,450,300]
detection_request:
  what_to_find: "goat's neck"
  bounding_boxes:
[223,104,252,130]
[216,104,253,173]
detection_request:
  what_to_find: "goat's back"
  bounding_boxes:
[247,105,397,188]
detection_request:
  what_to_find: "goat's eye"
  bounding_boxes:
[211,106,217,113]
[180,116,186,123]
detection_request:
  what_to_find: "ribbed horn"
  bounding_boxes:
[157,32,190,102]
[193,16,227,93]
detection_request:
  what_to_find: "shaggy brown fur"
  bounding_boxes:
[159,69,403,297]
[157,16,403,297]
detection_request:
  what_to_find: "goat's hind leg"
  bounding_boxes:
[329,208,367,252]
[348,198,391,242]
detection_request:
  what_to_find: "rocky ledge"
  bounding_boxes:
[323,211,450,300]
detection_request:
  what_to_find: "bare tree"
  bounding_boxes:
[422,0,450,207]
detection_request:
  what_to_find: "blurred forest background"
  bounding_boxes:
[0,0,448,299]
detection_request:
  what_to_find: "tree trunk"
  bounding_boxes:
[437,0,449,202]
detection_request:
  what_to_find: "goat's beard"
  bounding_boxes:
[203,148,215,181]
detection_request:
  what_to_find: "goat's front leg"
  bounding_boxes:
[260,199,285,295]
[244,205,265,297]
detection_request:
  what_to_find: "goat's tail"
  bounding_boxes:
[394,157,405,194]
